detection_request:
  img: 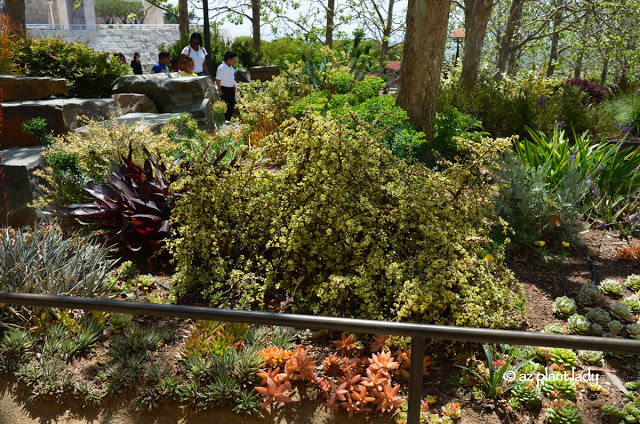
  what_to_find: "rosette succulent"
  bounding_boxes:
[553,296,577,318]
[546,401,583,424]
[600,279,623,296]
[511,381,542,409]
[567,314,591,335]
[626,324,640,340]
[541,373,577,400]
[549,348,578,369]
[589,323,603,336]
[622,295,640,313]
[626,274,640,291]
[576,285,602,307]
[610,303,633,323]
[543,323,567,334]
[578,350,604,366]
[585,307,611,326]
[517,361,545,378]
[607,320,624,337]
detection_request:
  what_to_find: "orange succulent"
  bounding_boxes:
[254,376,293,409]
[368,351,400,375]
[257,367,287,386]
[332,333,361,356]
[259,346,294,368]
[285,345,317,382]
[372,382,403,412]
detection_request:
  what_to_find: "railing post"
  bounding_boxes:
[407,336,425,424]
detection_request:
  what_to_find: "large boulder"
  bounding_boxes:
[1,98,120,149]
[0,76,71,101]
[235,69,250,83]
[0,146,47,228]
[250,66,280,82]
[111,93,158,114]
[112,74,219,130]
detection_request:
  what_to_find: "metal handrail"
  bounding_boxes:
[1,291,639,423]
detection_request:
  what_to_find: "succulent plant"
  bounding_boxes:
[585,307,611,326]
[576,285,602,307]
[549,348,578,369]
[600,279,623,296]
[511,381,542,409]
[626,274,640,291]
[541,373,577,400]
[607,320,624,337]
[567,314,591,335]
[553,296,577,318]
[610,303,634,323]
[546,400,583,424]
[626,324,640,340]
[589,323,603,336]
[578,350,604,366]
[543,323,568,334]
[622,295,640,313]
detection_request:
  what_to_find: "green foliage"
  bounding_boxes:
[578,350,604,366]
[610,303,633,323]
[602,392,640,423]
[552,296,577,319]
[576,285,602,306]
[626,274,640,291]
[16,36,129,98]
[493,151,587,246]
[585,307,611,326]
[178,321,249,361]
[622,295,640,313]
[600,279,624,296]
[260,37,305,67]
[547,400,583,424]
[0,226,115,323]
[566,314,591,335]
[0,328,33,372]
[230,36,263,69]
[353,77,385,103]
[0,14,21,75]
[548,348,578,369]
[425,108,487,166]
[22,117,54,146]
[511,381,542,409]
[170,115,525,329]
[95,0,144,24]
[541,373,577,400]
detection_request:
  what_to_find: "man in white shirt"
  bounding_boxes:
[215,51,237,123]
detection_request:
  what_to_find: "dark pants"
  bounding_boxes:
[220,86,236,121]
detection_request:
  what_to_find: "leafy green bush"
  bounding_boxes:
[534,85,606,135]
[230,36,263,69]
[16,36,129,98]
[170,115,525,328]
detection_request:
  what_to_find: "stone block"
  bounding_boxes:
[0,76,71,101]
[88,112,185,133]
[111,93,158,114]
[1,98,120,149]
[0,146,47,228]
[235,69,250,83]
[250,65,281,82]
[112,74,219,130]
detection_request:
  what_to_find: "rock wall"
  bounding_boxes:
[27,27,232,71]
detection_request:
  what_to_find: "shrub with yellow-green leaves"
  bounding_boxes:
[170,115,525,328]
[35,119,180,208]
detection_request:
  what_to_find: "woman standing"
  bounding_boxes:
[130,52,143,75]
[179,33,210,77]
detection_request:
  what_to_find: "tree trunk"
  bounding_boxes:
[460,0,494,89]
[545,0,563,77]
[573,13,589,78]
[178,0,189,38]
[326,0,335,48]
[252,0,261,51]
[5,0,25,36]
[600,56,609,88]
[494,0,525,80]
[377,0,395,75]
[396,0,450,139]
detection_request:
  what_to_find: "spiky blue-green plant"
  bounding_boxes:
[600,279,623,296]
[610,303,633,323]
[543,323,567,334]
[622,295,640,313]
[576,285,602,307]
[578,350,604,366]
[567,314,591,335]
[553,296,577,318]
[626,274,640,291]
[585,307,611,326]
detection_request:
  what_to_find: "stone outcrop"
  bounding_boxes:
[235,69,250,83]
[80,112,185,134]
[250,65,280,82]
[0,146,47,228]
[112,74,220,130]
[1,98,119,149]
[0,76,71,101]
[111,93,158,114]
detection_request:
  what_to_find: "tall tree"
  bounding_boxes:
[460,0,494,88]
[204,0,264,50]
[396,0,450,138]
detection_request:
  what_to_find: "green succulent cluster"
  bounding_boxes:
[576,285,602,306]
[578,350,604,366]
[608,320,624,337]
[602,392,640,423]
[547,401,583,424]
[626,275,640,292]
[567,314,591,335]
[626,324,640,340]
[610,303,634,323]
[600,279,624,296]
[553,296,577,318]
[549,348,578,369]
[586,307,611,326]
[511,381,542,409]
[541,373,577,400]
[543,323,567,334]
[170,115,525,329]
[622,295,640,313]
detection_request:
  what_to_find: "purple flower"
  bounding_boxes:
[600,222,607,229]
[538,96,548,105]
[599,165,605,171]
[631,214,639,223]
[591,188,598,194]
[556,121,566,129]
[570,153,576,160]
[616,123,621,128]
[586,177,593,185]
[626,121,631,125]
[538,165,543,169]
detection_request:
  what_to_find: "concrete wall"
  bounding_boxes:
[25,0,49,24]
[28,27,232,71]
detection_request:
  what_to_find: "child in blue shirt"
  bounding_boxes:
[151,51,170,74]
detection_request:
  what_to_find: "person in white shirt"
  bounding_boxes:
[179,33,210,76]
[215,51,237,123]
